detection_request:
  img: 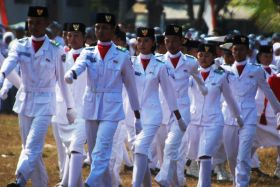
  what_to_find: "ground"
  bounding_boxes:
[0,114,280,187]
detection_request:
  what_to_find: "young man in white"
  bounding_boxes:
[1,6,75,187]
[64,13,141,187]
[155,24,208,186]
[222,35,280,187]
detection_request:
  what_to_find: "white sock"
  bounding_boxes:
[132,153,148,187]
[198,159,212,187]
[143,164,152,187]
[68,152,84,187]
[60,154,70,186]
[123,143,133,167]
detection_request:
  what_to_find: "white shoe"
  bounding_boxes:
[185,161,199,178]
[274,165,280,178]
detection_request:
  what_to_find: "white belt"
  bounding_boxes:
[86,87,121,93]
[21,86,55,93]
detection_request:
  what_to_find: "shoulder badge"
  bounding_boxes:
[50,40,60,47]
[116,46,127,52]
[214,69,224,74]
[18,37,28,43]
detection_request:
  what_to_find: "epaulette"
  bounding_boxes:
[250,62,261,66]
[156,59,164,63]
[185,54,196,59]
[116,46,127,52]
[18,37,28,43]
[85,46,95,51]
[155,53,163,57]
[50,40,60,47]
[214,69,224,74]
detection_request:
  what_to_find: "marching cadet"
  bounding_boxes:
[0,6,75,187]
[155,24,208,187]
[64,13,141,187]
[55,22,87,187]
[131,27,185,187]
[222,35,280,187]
[253,45,280,178]
[185,43,243,187]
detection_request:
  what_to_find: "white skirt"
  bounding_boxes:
[186,124,223,159]
[254,116,280,147]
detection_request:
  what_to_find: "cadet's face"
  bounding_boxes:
[197,52,214,68]
[231,44,248,62]
[62,31,68,45]
[67,31,84,50]
[164,35,182,54]
[223,52,234,65]
[95,23,114,42]
[259,53,273,66]
[27,17,49,37]
[137,37,154,55]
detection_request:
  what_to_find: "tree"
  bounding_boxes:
[230,0,280,32]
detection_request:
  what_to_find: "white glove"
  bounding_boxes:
[0,88,8,100]
[0,73,4,88]
[178,118,187,132]
[277,113,280,130]
[64,71,74,84]
[199,85,208,96]
[236,116,244,128]
[66,108,76,124]
[135,118,142,135]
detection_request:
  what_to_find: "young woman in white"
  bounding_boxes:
[186,43,243,187]
[132,27,187,187]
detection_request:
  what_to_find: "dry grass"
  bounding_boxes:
[0,114,280,187]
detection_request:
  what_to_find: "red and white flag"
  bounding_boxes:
[0,0,8,26]
[203,0,216,35]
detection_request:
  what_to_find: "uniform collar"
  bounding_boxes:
[167,51,181,58]
[71,47,84,54]
[139,53,152,59]
[97,40,112,46]
[31,35,46,41]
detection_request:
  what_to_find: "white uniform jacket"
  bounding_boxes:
[156,52,200,124]
[255,64,278,117]
[189,66,240,126]
[0,36,74,116]
[224,60,280,125]
[54,48,86,124]
[69,43,140,121]
[132,55,177,125]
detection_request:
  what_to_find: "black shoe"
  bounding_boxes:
[84,183,90,187]
[251,168,270,177]
[124,165,133,171]
[6,183,20,187]
[150,168,160,176]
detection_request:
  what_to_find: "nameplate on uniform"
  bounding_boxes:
[18,51,31,57]
[184,69,188,73]
[113,60,118,64]
[135,71,141,76]
[249,75,254,78]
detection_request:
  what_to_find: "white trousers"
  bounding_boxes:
[223,124,256,187]
[109,121,127,187]
[16,114,51,187]
[85,120,118,187]
[155,119,185,187]
[134,123,161,156]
